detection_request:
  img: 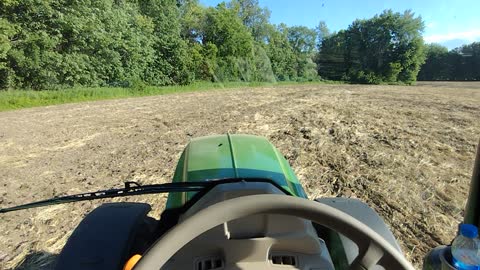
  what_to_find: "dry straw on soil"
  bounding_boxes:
[0,81,479,269]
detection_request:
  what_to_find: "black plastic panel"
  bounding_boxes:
[55,202,152,270]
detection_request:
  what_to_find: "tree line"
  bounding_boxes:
[0,0,323,90]
[1,0,193,89]
[418,42,480,81]
[316,10,426,84]
[0,0,476,90]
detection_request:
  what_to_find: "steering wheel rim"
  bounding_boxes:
[134,194,414,270]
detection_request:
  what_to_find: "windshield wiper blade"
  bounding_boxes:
[0,181,210,214]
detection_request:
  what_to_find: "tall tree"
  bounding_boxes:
[228,0,271,42]
[316,21,330,45]
[202,3,255,81]
[287,26,318,80]
[316,30,348,80]
[458,42,480,80]
[138,0,193,85]
[418,42,480,81]
[417,44,449,80]
[0,18,16,88]
[264,23,296,81]
[317,9,426,84]
[178,0,205,43]
[287,26,317,54]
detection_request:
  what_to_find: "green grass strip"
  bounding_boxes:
[0,81,337,112]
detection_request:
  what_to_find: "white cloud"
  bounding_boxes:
[426,22,436,29]
[424,29,480,43]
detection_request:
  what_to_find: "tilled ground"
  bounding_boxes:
[0,82,479,269]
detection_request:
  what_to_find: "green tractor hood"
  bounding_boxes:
[166,134,307,209]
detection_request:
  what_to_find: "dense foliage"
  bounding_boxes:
[0,0,193,89]
[0,0,324,89]
[418,42,480,81]
[317,10,426,84]
[0,0,473,90]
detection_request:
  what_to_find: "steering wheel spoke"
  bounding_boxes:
[350,241,385,270]
[134,194,414,270]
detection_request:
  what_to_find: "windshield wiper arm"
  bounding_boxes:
[0,181,210,214]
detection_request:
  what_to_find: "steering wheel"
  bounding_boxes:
[134,194,414,270]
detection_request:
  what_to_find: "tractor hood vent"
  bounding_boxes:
[271,255,297,266]
[196,256,224,270]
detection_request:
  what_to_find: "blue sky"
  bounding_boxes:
[200,0,480,49]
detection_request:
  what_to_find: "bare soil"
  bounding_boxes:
[1,82,479,269]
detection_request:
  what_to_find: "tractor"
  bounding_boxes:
[1,134,479,270]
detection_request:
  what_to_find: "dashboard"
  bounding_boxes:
[161,182,335,270]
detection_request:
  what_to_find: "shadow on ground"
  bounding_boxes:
[13,252,57,270]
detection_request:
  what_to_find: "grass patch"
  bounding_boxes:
[0,81,334,112]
